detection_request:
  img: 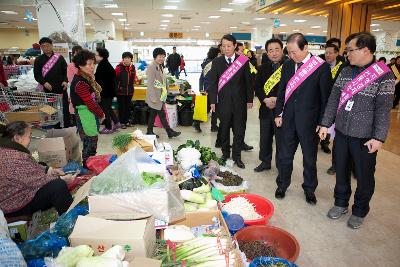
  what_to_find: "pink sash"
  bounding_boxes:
[37,53,61,90]
[218,54,249,92]
[284,55,325,105]
[337,61,391,112]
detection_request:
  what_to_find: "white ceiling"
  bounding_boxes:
[0,0,398,37]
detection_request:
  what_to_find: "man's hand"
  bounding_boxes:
[364,139,382,153]
[275,117,282,128]
[44,82,52,91]
[264,97,277,109]
[210,104,216,113]
[247,103,253,109]
[62,81,68,90]
[319,127,328,140]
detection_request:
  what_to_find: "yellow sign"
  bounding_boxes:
[169,32,183,39]
[331,61,343,79]
[263,65,282,96]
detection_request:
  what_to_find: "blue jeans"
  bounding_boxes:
[173,69,179,79]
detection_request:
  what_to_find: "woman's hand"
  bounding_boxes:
[60,174,75,183]
[47,167,65,176]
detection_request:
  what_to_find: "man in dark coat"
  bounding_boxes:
[166,46,181,79]
[208,34,253,169]
[254,38,288,172]
[34,37,69,128]
[274,33,333,204]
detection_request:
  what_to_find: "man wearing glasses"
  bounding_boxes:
[319,32,395,229]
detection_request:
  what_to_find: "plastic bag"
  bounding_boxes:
[210,167,248,195]
[86,154,113,175]
[54,205,89,238]
[202,160,220,179]
[0,237,27,266]
[89,147,185,223]
[249,257,298,267]
[18,230,68,261]
[0,209,10,238]
[193,94,208,122]
[63,161,88,175]
[27,258,46,267]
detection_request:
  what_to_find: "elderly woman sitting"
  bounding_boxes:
[0,121,73,218]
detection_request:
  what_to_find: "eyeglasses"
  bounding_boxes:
[345,47,361,54]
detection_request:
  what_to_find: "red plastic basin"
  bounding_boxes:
[235,225,300,263]
[222,193,274,225]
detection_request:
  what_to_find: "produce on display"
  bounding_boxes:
[142,172,164,186]
[216,171,243,186]
[238,240,276,260]
[176,147,202,171]
[180,190,206,204]
[54,245,94,267]
[222,196,262,220]
[112,133,133,151]
[175,140,225,166]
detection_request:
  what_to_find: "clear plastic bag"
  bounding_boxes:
[202,160,220,179]
[210,167,248,195]
[0,210,10,238]
[0,237,27,266]
[89,147,185,223]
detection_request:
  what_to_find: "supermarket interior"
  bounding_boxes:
[0,0,399,266]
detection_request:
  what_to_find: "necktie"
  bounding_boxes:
[228,57,232,66]
[272,63,279,72]
[297,62,303,71]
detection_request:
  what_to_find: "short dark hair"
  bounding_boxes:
[326,38,341,49]
[207,47,220,60]
[390,57,396,61]
[122,51,133,60]
[0,121,30,139]
[265,38,283,50]
[153,47,166,59]
[345,33,358,45]
[73,50,96,68]
[96,47,109,59]
[39,37,52,45]
[173,46,177,49]
[221,34,237,45]
[72,45,83,56]
[286,33,308,50]
[325,43,339,53]
[237,42,244,47]
[378,57,387,63]
[349,32,376,53]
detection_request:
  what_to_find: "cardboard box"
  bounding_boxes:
[4,105,57,124]
[69,215,156,261]
[129,257,161,267]
[37,127,80,167]
[8,221,28,241]
[116,138,153,155]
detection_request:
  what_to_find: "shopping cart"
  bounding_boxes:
[0,88,64,128]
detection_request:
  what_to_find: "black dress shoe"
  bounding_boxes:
[221,155,230,162]
[254,162,271,172]
[242,143,254,151]
[275,188,286,199]
[194,126,202,133]
[146,131,159,138]
[215,141,222,148]
[321,145,331,154]
[234,159,245,169]
[168,130,181,138]
[305,192,317,205]
[211,126,219,132]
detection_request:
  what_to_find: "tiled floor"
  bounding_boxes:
[93,104,400,267]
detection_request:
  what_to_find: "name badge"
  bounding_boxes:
[345,100,354,111]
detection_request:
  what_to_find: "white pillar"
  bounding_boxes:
[94,20,116,41]
[251,24,273,49]
[36,0,86,43]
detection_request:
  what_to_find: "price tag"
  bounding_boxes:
[345,100,354,111]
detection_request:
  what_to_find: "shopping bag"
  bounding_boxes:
[155,105,170,128]
[193,94,208,122]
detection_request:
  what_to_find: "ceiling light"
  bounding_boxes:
[241,21,250,25]
[254,17,266,20]
[111,12,123,16]
[220,8,233,12]
[252,27,257,30]
[0,22,9,25]
[293,29,300,32]
[161,28,167,30]
[17,26,25,29]
[370,23,380,27]
[323,30,327,33]
[311,25,321,28]
[200,21,211,24]
[1,11,18,15]
[85,23,91,26]
[162,14,174,17]
[104,4,118,8]
[118,18,127,22]
[280,23,287,26]
[166,0,181,2]
[232,0,250,3]
[164,5,177,9]
[372,29,381,32]
[161,20,170,22]
[192,28,199,31]
[294,19,307,23]
[205,32,210,37]
[121,23,130,26]
[280,32,287,34]
[160,24,168,27]
[229,26,238,29]
[208,15,221,19]
[306,32,315,35]
[140,31,144,36]
[194,25,200,28]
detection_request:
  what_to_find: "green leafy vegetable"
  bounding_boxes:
[142,172,164,186]
[112,133,133,149]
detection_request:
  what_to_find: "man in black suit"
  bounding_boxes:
[209,34,253,169]
[274,33,333,204]
[319,37,346,63]
[254,38,288,172]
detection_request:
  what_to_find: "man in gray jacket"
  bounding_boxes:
[319,32,395,229]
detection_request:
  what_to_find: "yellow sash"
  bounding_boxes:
[263,65,283,96]
[391,64,400,81]
[331,61,343,79]
[203,61,212,77]
[154,79,167,102]
[249,62,258,74]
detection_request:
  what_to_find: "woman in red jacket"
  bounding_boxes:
[0,60,8,88]
[179,55,187,77]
